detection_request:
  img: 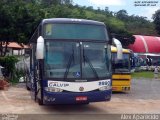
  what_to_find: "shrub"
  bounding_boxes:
[0,56,19,80]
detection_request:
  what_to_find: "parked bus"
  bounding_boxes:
[26,18,122,105]
[111,46,131,92]
[131,53,141,72]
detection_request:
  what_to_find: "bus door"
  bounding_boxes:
[29,44,38,101]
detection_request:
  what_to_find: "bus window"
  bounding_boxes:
[44,23,108,40]
[45,41,80,78]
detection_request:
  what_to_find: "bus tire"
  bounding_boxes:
[26,85,30,91]
[26,82,30,91]
[38,98,43,105]
[82,102,89,105]
[77,102,89,105]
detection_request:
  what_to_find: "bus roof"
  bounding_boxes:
[111,46,130,53]
[41,18,105,26]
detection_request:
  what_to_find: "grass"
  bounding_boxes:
[131,71,154,79]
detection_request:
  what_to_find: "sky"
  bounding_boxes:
[73,0,160,21]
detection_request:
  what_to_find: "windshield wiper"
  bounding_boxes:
[83,46,99,80]
[64,45,75,80]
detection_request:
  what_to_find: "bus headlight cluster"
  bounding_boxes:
[99,86,111,91]
[45,87,63,92]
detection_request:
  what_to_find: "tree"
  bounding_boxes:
[0,0,14,56]
[0,0,157,54]
[112,33,135,48]
[0,0,45,56]
[40,0,72,6]
[116,10,128,21]
[153,9,160,35]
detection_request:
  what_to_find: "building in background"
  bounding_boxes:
[2,42,29,56]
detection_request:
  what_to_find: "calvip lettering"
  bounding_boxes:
[48,82,69,87]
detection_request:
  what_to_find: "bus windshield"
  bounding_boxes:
[44,23,108,40]
[112,53,130,73]
[82,42,110,79]
[45,41,110,81]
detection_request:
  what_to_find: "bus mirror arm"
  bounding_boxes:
[112,38,123,60]
[36,36,44,60]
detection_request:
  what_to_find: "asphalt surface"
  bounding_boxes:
[0,78,160,120]
[113,78,160,100]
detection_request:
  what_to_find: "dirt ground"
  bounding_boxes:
[0,78,160,119]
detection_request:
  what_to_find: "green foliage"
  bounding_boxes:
[107,17,126,33]
[0,56,19,79]
[115,10,157,36]
[0,0,45,43]
[10,77,19,84]
[0,0,157,47]
[112,33,135,47]
[153,9,160,35]
[10,68,25,84]
[116,9,128,21]
[1,67,25,84]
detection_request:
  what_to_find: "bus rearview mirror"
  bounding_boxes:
[112,38,123,60]
[36,36,44,59]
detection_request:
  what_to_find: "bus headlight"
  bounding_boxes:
[99,86,111,91]
[45,87,63,92]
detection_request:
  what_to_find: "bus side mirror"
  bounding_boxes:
[36,36,44,59]
[112,38,122,60]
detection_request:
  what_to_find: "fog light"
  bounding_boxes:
[45,87,63,92]
[44,96,56,102]
[99,86,111,91]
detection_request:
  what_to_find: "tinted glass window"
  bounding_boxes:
[44,23,108,40]
[112,53,130,72]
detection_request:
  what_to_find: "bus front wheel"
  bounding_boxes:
[26,85,30,91]
[38,98,43,105]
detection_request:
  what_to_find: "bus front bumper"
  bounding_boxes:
[112,86,130,92]
[42,90,112,104]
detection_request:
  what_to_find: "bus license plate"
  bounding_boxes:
[76,96,87,101]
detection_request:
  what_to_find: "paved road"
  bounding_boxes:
[0,78,160,120]
[113,78,160,100]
